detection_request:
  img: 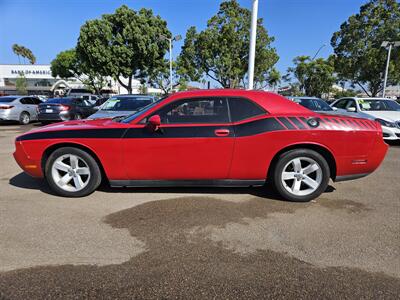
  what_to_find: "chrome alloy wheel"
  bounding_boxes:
[51,154,91,192]
[281,157,323,196]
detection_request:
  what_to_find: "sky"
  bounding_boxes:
[0,0,368,78]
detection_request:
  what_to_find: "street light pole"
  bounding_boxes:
[160,34,182,93]
[247,0,259,90]
[169,38,173,93]
[381,41,400,98]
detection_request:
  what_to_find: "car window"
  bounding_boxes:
[20,98,33,105]
[333,99,348,109]
[154,98,230,124]
[31,98,42,105]
[228,97,266,122]
[359,99,400,111]
[346,100,356,110]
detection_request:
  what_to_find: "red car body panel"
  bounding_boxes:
[13,90,388,184]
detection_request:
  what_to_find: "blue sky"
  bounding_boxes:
[0,0,367,76]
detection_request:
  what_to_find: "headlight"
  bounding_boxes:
[375,118,396,128]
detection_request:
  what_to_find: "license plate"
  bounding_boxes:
[45,109,53,113]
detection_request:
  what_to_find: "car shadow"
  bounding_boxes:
[9,172,336,201]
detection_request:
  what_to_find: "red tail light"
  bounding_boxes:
[0,105,14,109]
[60,105,70,111]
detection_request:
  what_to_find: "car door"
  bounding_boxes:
[122,97,235,180]
[19,97,35,116]
[30,97,42,120]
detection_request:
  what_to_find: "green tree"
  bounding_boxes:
[12,44,36,64]
[331,0,400,96]
[177,0,278,89]
[286,56,336,97]
[16,73,28,95]
[76,5,170,94]
[51,48,108,94]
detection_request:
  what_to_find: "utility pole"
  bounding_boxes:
[160,34,182,93]
[247,0,259,90]
[381,41,400,98]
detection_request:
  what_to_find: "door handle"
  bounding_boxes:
[214,129,230,137]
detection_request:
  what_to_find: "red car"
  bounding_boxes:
[13,90,388,202]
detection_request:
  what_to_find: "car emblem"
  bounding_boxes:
[307,118,319,128]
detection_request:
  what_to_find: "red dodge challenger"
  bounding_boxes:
[14,90,388,202]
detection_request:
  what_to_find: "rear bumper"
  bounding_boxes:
[38,113,63,121]
[0,110,18,121]
[13,141,43,178]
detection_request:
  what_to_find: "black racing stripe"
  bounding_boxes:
[235,118,285,137]
[299,117,311,128]
[124,126,234,138]
[288,117,305,129]
[277,117,295,129]
[16,128,126,141]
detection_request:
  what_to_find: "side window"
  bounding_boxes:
[20,98,33,105]
[154,98,229,124]
[333,99,348,109]
[30,97,41,105]
[228,97,266,122]
[346,100,356,110]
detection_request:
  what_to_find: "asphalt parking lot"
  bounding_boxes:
[0,123,399,299]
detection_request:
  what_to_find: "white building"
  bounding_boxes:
[0,64,163,96]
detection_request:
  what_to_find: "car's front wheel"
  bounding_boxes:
[272,149,330,202]
[45,147,102,197]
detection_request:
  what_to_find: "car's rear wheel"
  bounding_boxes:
[19,112,30,125]
[45,147,102,197]
[272,149,330,202]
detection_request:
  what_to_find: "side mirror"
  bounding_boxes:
[147,115,161,132]
[346,107,356,112]
[332,107,338,111]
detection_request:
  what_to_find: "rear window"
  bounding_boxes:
[228,97,266,122]
[45,98,73,104]
[0,97,17,103]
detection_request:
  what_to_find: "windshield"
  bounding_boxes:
[295,98,333,111]
[120,97,166,123]
[359,99,400,111]
[0,97,17,103]
[45,98,74,104]
[101,97,153,111]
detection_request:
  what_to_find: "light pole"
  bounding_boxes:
[247,0,259,90]
[160,34,182,93]
[312,44,326,60]
[381,41,400,98]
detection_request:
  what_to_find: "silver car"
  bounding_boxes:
[0,96,42,125]
[88,95,156,119]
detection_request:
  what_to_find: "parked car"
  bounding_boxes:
[88,95,156,119]
[38,97,96,124]
[14,90,388,201]
[0,96,42,125]
[288,96,337,113]
[80,95,100,105]
[330,97,400,140]
[93,97,110,109]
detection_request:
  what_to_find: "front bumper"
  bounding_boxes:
[13,141,43,178]
[382,126,400,140]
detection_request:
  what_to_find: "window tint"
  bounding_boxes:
[20,98,33,105]
[228,97,265,122]
[155,98,229,124]
[31,98,42,105]
[333,99,349,109]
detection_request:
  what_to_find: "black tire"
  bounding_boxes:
[19,112,30,125]
[45,147,102,197]
[271,149,330,202]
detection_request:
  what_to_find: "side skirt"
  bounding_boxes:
[109,179,266,188]
[334,173,369,182]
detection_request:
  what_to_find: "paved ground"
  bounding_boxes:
[0,123,399,299]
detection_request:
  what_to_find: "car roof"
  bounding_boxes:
[338,97,394,101]
[290,96,321,100]
[167,89,311,115]
[111,94,153,98]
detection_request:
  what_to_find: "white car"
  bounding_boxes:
[331,97,400,140]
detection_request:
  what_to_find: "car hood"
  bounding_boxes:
[87,110,134,119]
[360,111,400,122]
[16,119,122,139]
